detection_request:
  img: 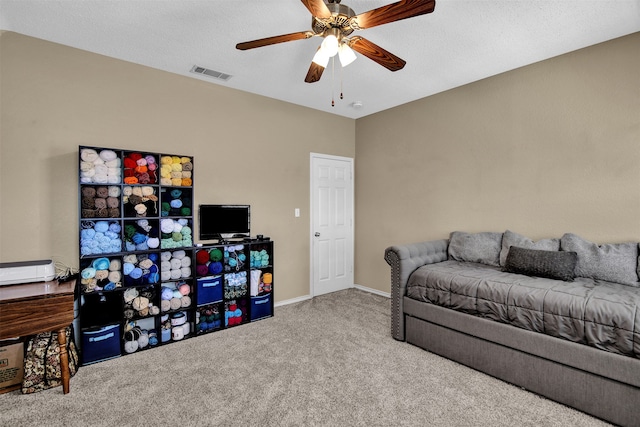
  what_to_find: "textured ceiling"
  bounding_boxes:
[1,1,639,119]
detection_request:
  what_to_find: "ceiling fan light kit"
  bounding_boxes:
[236,0,436,102]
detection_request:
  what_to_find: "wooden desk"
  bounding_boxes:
[0,279,76,394]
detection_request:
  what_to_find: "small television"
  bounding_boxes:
[199,204,250,240]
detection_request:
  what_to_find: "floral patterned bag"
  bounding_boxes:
[21,326,79,394]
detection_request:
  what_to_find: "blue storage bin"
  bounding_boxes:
[197,276,223,305]
[81,324,121,365]
[250,294,272,321]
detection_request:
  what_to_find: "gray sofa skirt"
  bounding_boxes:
[404,297,640,426]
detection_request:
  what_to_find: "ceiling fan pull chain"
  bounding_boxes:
[340,62,344,100]
[331,56,335,107]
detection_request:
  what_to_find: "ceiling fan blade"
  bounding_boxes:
[236,31,314,50]
[305,61,325,83]
[348,37,406,71]
[350,0,435,30]
[300,0,332,19]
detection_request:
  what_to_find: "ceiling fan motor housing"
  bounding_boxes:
[312,2,356,37]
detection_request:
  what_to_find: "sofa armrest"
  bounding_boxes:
[385,239,449,341]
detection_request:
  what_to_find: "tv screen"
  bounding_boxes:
[199,205,250,240]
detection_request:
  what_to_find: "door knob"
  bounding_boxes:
[315,232,321,237]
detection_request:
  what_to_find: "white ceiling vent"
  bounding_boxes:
[190,65,232,81]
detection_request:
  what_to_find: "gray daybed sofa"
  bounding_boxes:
[385,230,640,426]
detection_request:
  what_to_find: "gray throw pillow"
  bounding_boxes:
[560,233,640,287]
[499,230,560,266]
[504,246,577,281]
[448,231,503,267]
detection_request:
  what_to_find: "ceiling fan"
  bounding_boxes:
[236,0,436,84]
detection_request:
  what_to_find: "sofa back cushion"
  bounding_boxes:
[499,230,560,266]
[560,233,640,287]
[504,246,577,281]
[448,231,503,267]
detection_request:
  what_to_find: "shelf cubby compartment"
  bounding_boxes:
[195,302,224,334]
[122,151,158,185]
[160,281,192,314]
[225,299,248,327]
[123,219,160,252]
[223,244,247,273]
[123,285,159,321]
[196,275,223,306]
[80,220,123,256]
[249,269,273,297]
[159,218,193,249]
[224,271,247,300]
[80,185,121,219]
[250,294,273,321]
[122,316,158,354]
[122,185,159,218]
[122,252,160,287]
[160,311,191,342]
[249,245,272,269]
[81,324,121,365]
[160,187,193,217]
[160,249,193,282]
[79,146,122,185]
[158,155,193,187]
[80,291,123,329]
[80,256,123,293]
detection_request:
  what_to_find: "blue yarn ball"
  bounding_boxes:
[208,261,223,275]
[130,267,143,279]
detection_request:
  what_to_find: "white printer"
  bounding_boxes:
[0,260,56,286]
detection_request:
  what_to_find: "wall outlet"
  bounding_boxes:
[295,208,300,217]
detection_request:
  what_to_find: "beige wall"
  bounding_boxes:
[2,31,639,300]
[0,32,355,302]
[355,32,640,294]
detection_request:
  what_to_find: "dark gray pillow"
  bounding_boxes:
[448,231,503,267]
[504,246,577,281]
[499,230,560,266]
[560,233,639,287]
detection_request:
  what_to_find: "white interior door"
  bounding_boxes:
[310,153,354,296]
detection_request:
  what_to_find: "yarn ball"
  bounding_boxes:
[209,248,223,262]
[178,283,190,296]
[130,267,143,279]
[94,221,109,233]
[208,262,223,275]
[196,264,209,276]
[170,298,182,310]
[161,287,174,300]
[81,267,96,280]
[108,271,121,283]
[196,250,210,265]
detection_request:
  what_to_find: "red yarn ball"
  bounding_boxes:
[123,157,137,169]
[195,250,210,265]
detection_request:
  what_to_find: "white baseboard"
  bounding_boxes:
[274,285,389,307]
[353,284,391,298]
[274,294,312,308]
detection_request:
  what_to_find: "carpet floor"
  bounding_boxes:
[0,288,610,426]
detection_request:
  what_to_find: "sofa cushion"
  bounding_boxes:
[499,230,560,266]
[504,246,577,281]
[561,233,639,287]
[448,231,502,267]
[407,259,640,358]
